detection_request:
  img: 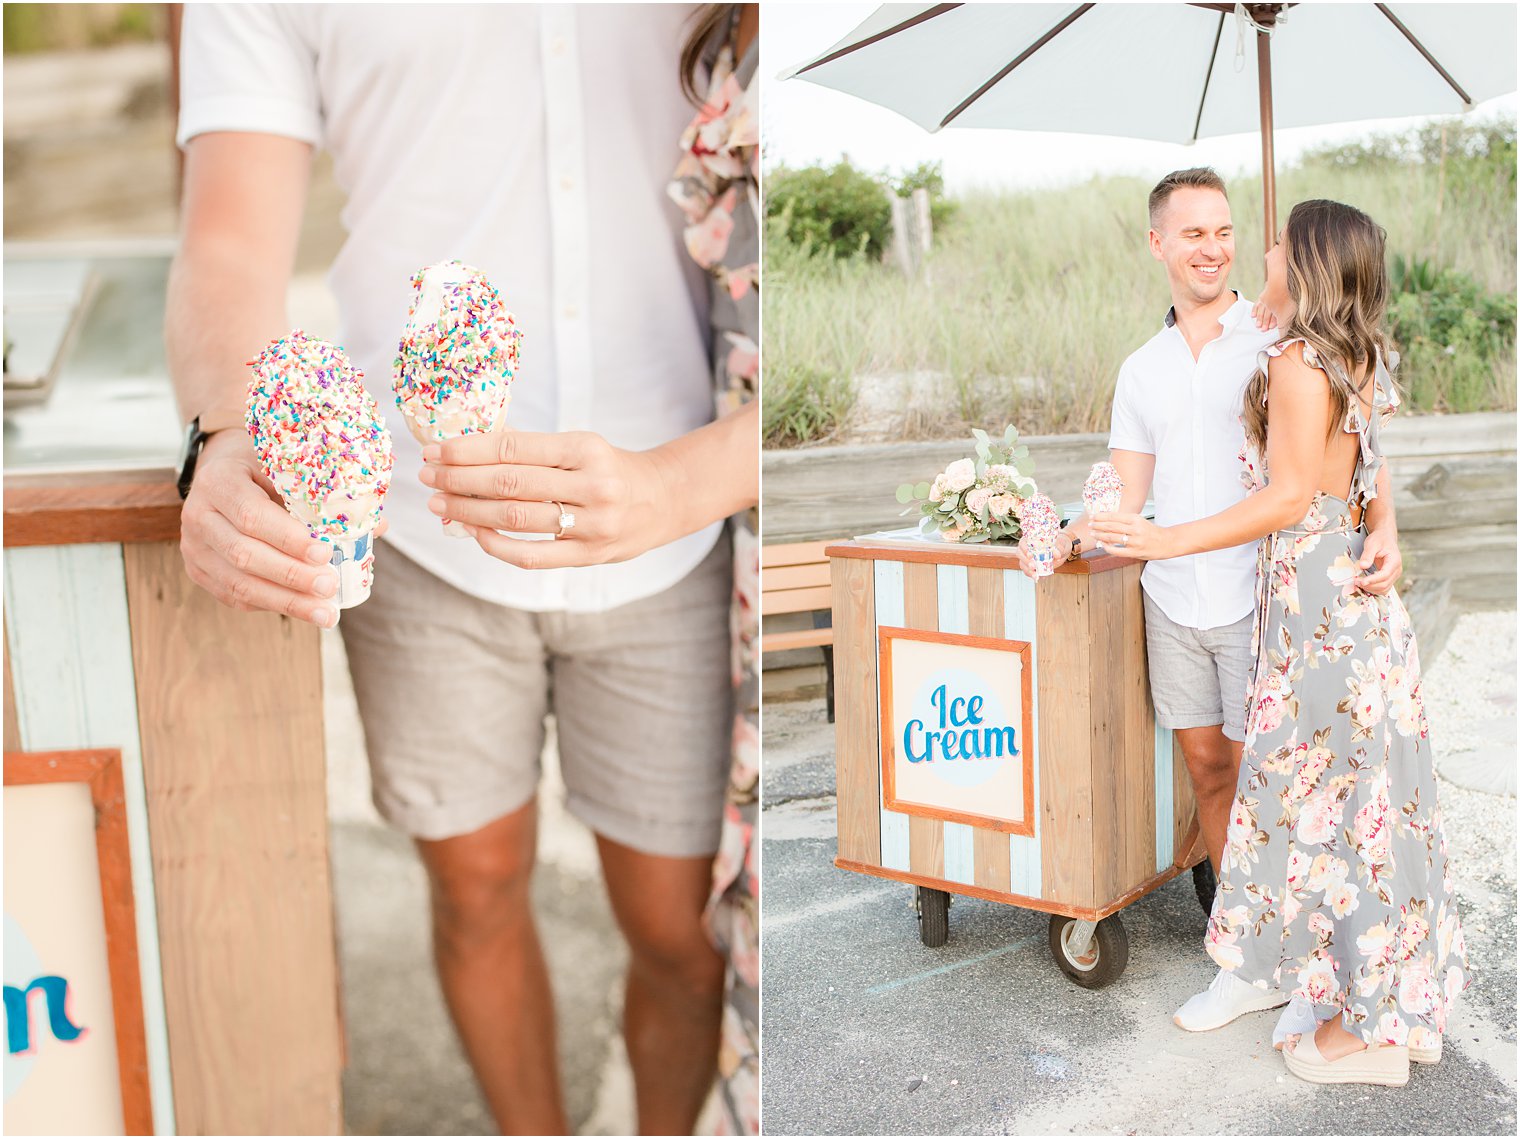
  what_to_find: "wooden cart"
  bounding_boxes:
[828,535,1213,987]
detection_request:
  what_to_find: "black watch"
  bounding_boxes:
[177,416,231,500]
[1059,518,1081,559]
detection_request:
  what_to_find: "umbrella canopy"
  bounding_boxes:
[784,3,1518,248]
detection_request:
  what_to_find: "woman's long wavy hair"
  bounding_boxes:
[679,5,738,105]
[1243,199,1394,454]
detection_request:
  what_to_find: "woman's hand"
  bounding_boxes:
[420,430,677,570]
[1088,511,1181,561]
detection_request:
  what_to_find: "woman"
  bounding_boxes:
[670,5,760,1135]
[1092,199,1468,1087]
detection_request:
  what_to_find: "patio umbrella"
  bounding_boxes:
[782,3,1518,250]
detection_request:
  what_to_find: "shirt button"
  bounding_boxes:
[559,175,574,192]
[550,36,568,56]
[563,305,579,320]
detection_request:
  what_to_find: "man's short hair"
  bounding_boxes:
[1148,167,1228,229]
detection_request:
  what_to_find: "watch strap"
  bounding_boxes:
[177,416,238,500]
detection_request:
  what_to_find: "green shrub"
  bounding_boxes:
[1389,266,1517,412]
[763,363,856,447]
[765,160,893,260]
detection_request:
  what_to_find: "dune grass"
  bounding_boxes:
[763,120,1517,445]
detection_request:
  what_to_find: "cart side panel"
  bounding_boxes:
[1087,569,1123,906]
[1120,564,1158,886]
[831,556,882,868]
[1000,569,1043,899]
[1154,716,1176,872]
[902,562,946,881]
[1034,572,1097,909]
[1173,734,1204,865]
[872,560,911,870]
[1088,565,1158,906]
[966,568,1012,893]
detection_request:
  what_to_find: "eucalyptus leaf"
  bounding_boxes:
[972,427,989,444]
[914,481,931,499]
[962,531,990,544]
[896,483,915,504]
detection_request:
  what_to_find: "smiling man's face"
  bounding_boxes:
[1149,187,1234,309]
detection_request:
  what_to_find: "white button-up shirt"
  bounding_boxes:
[1107,295,1277,630]
[178,4,721,613]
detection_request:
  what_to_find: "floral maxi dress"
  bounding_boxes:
[669,24,759,1136]
[1205,339,1469,1048]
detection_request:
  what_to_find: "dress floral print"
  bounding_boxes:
[1206,338,1469,1048]
[670,23,758,1136]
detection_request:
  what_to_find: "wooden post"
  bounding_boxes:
[1257,23,1276,253]
[889,193,916,277]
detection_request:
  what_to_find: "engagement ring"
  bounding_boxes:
[554,502,576,538]
[1116,535,1128,548]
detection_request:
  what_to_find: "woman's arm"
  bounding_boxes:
[1089,347,1332,560]
[421,398,759,569]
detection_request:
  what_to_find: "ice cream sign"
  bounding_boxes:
[878,627,1035,834]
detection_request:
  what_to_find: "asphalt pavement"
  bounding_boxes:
[759,615,1518,1137]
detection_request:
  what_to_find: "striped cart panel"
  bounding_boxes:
[934,565,976,886]
[835,548,1198,917]
[4,544,177,1136]
[1001,570,1044,898]
[872,560,911,872]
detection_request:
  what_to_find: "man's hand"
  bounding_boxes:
[1017,531,1069,580]
[1356,526,1402,595]
[179,430,342,627]
[421,429,675,570]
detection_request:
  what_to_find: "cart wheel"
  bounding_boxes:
[1048,913,1128,989]
[916,886,950,948]
[1192,860,1218,918]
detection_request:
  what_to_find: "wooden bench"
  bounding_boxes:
[761,539,840,720]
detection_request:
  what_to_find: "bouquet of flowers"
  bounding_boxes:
[896,424,1038,544]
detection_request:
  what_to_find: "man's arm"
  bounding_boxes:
[166,131,341,627]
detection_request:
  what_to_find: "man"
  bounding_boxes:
[1024,168,1403,1033]
[166,7,749,1133]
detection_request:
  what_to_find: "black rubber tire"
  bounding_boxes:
[916,886,950,948]
[1048,913,1129,989]
[1192,859,1218,918]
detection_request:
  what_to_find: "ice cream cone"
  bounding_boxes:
[328,530,378,610]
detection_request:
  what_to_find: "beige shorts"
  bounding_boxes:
[339,536,734,855]
[1143,590,1254,744]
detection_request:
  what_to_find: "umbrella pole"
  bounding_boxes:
[1257,25,1276,254]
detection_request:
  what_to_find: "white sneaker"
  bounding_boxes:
[1173,969,1288,1032]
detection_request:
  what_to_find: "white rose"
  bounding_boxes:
[943,458,976,493]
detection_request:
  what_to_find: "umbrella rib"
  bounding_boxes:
[794,3,963,76]
[1191,13,1226,143]
[939,4,1096,129]
[1376,4,1473,105]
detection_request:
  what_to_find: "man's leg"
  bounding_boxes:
[414,802,569,1137]
[597,835,725,1135]
[1175,724,1244,872]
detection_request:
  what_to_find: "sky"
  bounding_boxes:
[762,2,1519,193]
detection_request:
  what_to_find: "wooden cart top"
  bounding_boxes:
[826,537,1135,574]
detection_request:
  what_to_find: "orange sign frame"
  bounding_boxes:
[877,626,1036,835]
[4,749,153,1135]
